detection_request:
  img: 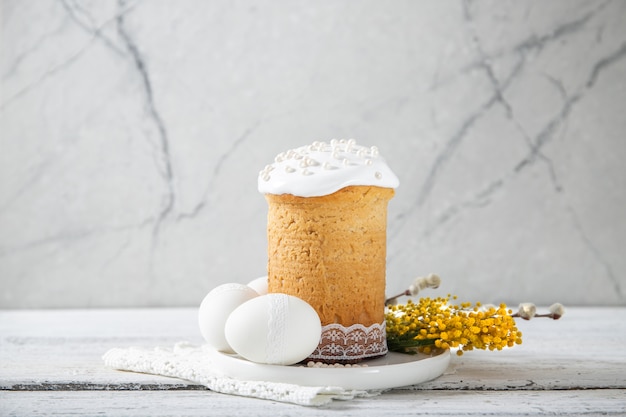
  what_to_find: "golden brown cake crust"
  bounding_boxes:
[265,185,394,328]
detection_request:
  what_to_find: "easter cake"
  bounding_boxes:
[258,139,398,363]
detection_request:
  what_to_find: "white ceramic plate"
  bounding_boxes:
[207,349,450,390]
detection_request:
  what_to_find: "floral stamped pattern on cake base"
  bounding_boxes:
[307,322,387,364]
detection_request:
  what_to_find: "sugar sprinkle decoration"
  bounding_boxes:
[259,139,382,182]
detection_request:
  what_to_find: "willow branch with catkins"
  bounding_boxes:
[385,275,565,356]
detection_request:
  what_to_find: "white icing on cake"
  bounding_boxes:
[258,139,399,197]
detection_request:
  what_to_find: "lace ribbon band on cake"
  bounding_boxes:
[308,321,387,363]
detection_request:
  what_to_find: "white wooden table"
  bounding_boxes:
[1,307,625,416]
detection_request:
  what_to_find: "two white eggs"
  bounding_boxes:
[198,277,322,366]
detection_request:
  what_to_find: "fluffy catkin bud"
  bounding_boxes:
[409,274,442,296]
[517,303,537,320]
[426,273,441,288]
[549,303,565,319]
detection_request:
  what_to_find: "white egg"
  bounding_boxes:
[246,276,268,295]
[225,293,321,365]
[198,283,259,353]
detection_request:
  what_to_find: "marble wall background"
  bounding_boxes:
[1,0,625,309]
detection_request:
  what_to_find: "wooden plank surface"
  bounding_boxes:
[0,309,204,389]
[2,390,625,416]
[1,307,625,415]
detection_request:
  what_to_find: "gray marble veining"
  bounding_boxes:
[1,0,625,308]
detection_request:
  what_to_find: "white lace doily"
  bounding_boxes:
[103,342,378,406]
